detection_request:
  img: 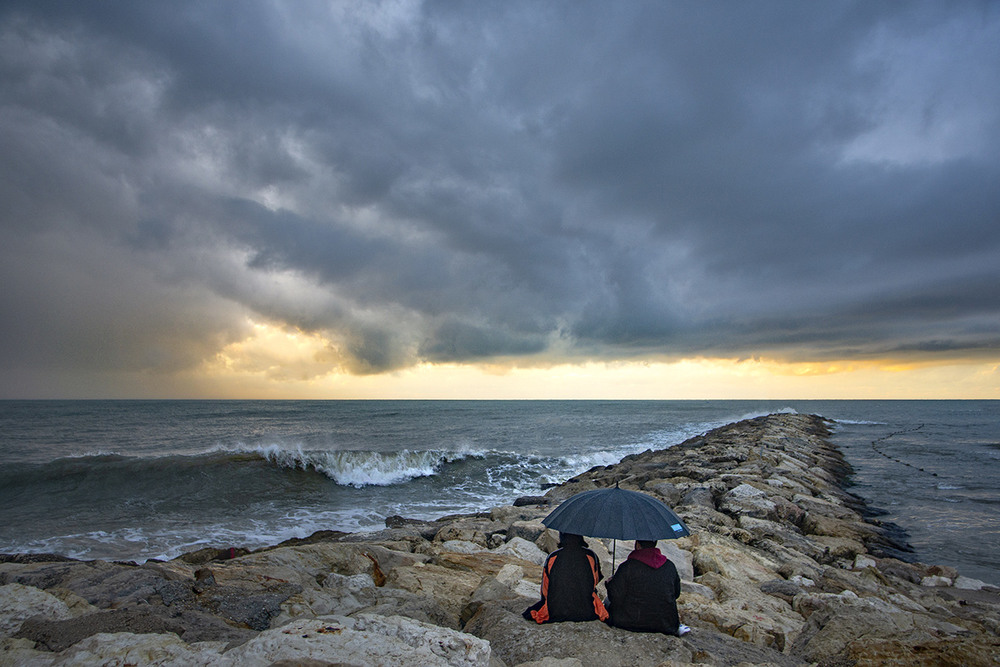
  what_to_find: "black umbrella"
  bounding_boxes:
[541,484,690,568]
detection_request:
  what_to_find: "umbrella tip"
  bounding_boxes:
[615,481,619,488]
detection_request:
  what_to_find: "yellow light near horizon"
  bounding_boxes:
[206,320,339,383]
[188,320,999,399]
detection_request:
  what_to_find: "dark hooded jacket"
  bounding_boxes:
[523,534,608,623]
[605,546,681,634]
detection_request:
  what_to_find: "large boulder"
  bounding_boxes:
[789,592,931,663]
[12,631,226,666]
[642,479,683,506]
[464,600,802,667]
[506,520,547,543]
[224,614,492,666]
[493,538,547,566]
[275,572,378,625]
[718,483,777,519]
[0,583,74,638]
[209,543,425,590]
[681,572,805,651]
[690,541,780,584]
[384,563,483,629]
[7,614,492,667]
[465,600,692,666]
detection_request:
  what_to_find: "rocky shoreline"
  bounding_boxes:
[2,413,999,666]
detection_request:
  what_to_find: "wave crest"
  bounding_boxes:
[248,444,477,487]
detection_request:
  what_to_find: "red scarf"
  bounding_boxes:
[627,546,667,569]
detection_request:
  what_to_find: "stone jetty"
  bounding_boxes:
[2,413,999,666]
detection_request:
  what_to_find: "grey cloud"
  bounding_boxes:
[420,318,549,363]
[1,1,999,393]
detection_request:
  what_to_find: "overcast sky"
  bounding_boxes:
[2,1,999,398]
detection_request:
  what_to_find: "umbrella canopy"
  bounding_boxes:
[541,484,690,541]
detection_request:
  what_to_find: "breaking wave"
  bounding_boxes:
[241,444,482,487]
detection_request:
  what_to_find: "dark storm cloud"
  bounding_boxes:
[1,0,999,390]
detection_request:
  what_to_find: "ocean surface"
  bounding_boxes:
[1,400,997,585]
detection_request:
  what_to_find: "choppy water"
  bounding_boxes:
[0,400,997,585]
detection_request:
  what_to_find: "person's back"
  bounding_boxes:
[524,533,608,623]
[606,541,681,635]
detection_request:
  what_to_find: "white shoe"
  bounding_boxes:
[677,624,691,636]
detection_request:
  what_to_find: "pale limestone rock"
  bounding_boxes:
[792,493,857,521]
[690,543,780,584]
[789,594,924,663]
[643,479,683,506]
[51,632,225,666]
[489,564,537,599]
[387,562,482,601]
[385,563,482,628]
[494,563,525,589]
[276,572,377,624]
[853,554,877,570]
[493,537,546,566]
[912,614,969,636]
[927,564,960,579]
[659,541,695,582]
[489,505,546,525]
[685,571,805,651]
[0,637,54,667]
[41,589,97,619]
[361,586,457,629]
[676,504,736,530]
[434,520,491,546]
[810,535,866,560]
[679,581,715,600]
[763,474,812,495]
[441,540,487,554]
[0,584,73,639]
[429,551,542,587]
[954,575,987,590]
[224,614,491,667]
[725,482,767,500]
[737,515,812,552]
[920,575,952,587]
[887,592,928,613]
[465,602,696,667]
[507,520,547,543]
[209,542,424,592]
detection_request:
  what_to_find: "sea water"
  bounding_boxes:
[0,400,997,585]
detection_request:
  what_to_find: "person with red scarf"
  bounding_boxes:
[605,539,685,635]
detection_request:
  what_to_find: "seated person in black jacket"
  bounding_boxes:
[605,539,682,635]
[523,533,609,623]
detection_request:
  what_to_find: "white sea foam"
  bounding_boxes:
[65,450,124,459]
[230,442,482,487]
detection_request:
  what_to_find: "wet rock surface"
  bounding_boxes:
[2,413,999,666]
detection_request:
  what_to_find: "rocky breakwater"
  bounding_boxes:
[2,413,999,666]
